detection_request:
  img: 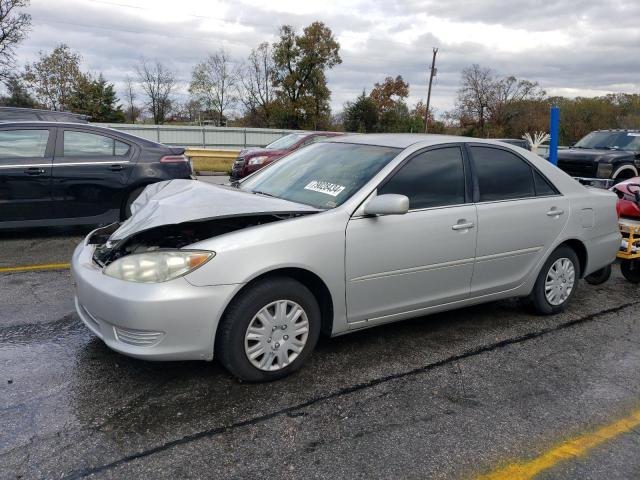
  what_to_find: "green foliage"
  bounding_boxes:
[272,21,341,129]
[343,90,378,132]
[0,74,36,107]
[23,44,83,110]
[68,74,125,123]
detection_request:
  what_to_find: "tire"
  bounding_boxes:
[215,276,321,382]
[620,259,640,284]
[527,245,580,315]
[584,264,612,285]
[122,186,146,219]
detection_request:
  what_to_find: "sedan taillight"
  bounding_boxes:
[160,155,189,163]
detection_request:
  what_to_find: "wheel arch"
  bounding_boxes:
[559,238,588,278]
[612,163,638,181]
[218,267,335,338]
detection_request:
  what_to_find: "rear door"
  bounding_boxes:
[52,128,135,219]
[468,145,569,295]
[0,127,55,222]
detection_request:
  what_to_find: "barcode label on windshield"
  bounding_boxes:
[304,180,346,197]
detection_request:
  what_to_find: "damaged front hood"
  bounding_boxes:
[111,179,319,241]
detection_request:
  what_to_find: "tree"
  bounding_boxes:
[0,0,31,75]
[23,44,83,111]
[455,64,545,137]
[238,42,275,127]
[455,64,495,136]
[272,22,341,129]
[68,73,125,123]
[189,49,238,126]
[0,73,35,107]
[369,75,409,113]
[136,59,176,124]
[343,90,378,132]
[123,75,139,123]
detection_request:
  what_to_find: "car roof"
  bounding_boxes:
[0,107,89,123]
[0,121,164,146]
[327,133,517,149]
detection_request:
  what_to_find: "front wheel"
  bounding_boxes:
[528,246,580,315]
[620,259,640,283]
[215,276,321,382]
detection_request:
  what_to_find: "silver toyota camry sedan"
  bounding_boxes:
[72,135,620,381]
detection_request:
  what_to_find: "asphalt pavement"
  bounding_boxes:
[2,183,640,479]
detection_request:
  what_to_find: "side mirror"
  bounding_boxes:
[363,194,409,216]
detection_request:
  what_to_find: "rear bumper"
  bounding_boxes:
[71,241,240,361]
[583,231,621,276]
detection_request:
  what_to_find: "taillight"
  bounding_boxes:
[160,155,188,163]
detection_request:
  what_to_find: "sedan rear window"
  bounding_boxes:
[0,129,49,158]
[241,142,400,209]
[64,131,129,156]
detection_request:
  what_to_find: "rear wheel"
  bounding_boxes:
[620,259,640,284]
[528,246,579,315]
[215,276,321,382]
[584,264,612,285]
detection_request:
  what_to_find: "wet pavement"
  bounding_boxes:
[2,224,640,479]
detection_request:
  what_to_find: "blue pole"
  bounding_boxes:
[549,106,560,166]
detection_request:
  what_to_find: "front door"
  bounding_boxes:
[52,128,134,220]
[0,127,54,222]
[345,145,477,323]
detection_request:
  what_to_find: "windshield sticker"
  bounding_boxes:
[304,180,345,197]
[627,133,640,137]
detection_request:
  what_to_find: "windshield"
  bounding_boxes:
[241,142,401,209]
[266,133,306,150]
[574,131,640,152]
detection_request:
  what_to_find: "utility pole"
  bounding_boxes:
[424,47,438,133]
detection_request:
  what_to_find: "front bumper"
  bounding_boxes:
[71,241,240,361]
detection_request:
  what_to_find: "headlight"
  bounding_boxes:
[248,156,269,166]
[597,163,613,178]
[104,250,214,283]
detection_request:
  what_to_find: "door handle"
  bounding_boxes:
[108,164,124,171]
[24,167,46,175]
[546,208,564,217]
[452,222,475,231]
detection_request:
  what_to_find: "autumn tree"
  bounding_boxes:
[0,0,31,76]
[238,42,276,127]
[24,44,83,110]
[455,64,495,136]
[272,21,341,129]
[136,59,176,124]
[189,49,238,126]
[369,75,409,113]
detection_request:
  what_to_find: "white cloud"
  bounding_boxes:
[15,0,640,118]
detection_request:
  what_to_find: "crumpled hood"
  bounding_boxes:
[110,179,319,241]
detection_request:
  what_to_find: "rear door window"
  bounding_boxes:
[470,146,535,201]
[0,129,49,158]
[63,131,129,156]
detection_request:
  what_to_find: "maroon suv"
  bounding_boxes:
[230,131,342,180]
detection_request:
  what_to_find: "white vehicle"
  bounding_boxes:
[72,135,621,381]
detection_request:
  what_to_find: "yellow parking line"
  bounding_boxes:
[0,263,71,273]
[475,406,640,480]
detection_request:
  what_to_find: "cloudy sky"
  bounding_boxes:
[16,0,640,117]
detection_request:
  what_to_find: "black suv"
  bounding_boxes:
[0,122,193,229]
[557,130,640,183]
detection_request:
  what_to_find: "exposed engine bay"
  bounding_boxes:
[90,212,314,266]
